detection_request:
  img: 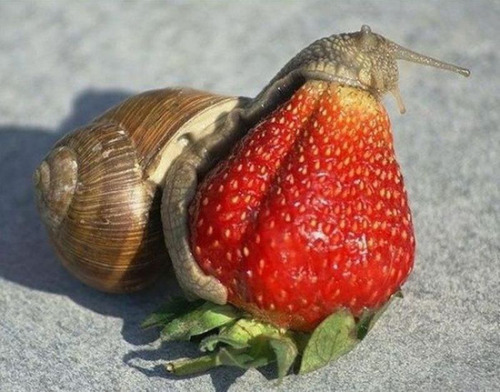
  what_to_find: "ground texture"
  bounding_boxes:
[1,1,498,391]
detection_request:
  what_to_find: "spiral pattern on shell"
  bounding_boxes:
[34,88,243,292]
[34,120,166,292]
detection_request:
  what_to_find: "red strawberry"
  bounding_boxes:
[189,81,415,332]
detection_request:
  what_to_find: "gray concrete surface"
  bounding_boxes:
[1,1,498,391]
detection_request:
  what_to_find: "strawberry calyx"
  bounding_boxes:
[142,293,401,380]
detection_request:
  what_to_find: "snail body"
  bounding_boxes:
[34,88,245,292]
[35,26,468,295]
[161,25,469,304]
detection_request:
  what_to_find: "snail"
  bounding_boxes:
[34,25,469,296]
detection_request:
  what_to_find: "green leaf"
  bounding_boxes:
[246,335,277,367]
[220,319,280,343]
[200,334,250,352]
[199,318,275,348]
[161,302,241,341]
[187,318,298,377]
[357,291,402,340]
[219,344,272,369]
[268,335,298,381]
[217,347,254,368]
[299,309,358,374]
[212,320,297,373]
[199,317,282,350]
[141,297,204,329]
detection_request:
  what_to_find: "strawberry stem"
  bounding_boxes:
[165,354,220,376]
[143,292,403,380]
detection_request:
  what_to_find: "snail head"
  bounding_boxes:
[295,25,470,114]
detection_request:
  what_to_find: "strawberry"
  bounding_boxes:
[189,81,415,332]
[146,27,468,378]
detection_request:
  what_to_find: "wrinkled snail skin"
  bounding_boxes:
[161,25,470,305]
[34,88,244,293]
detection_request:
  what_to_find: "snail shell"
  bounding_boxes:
[34,88,247,293]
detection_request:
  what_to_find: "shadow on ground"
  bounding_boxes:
[0,90,175,342]
[123,343,249,392]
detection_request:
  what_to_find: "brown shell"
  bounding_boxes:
[34,88,241,293]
